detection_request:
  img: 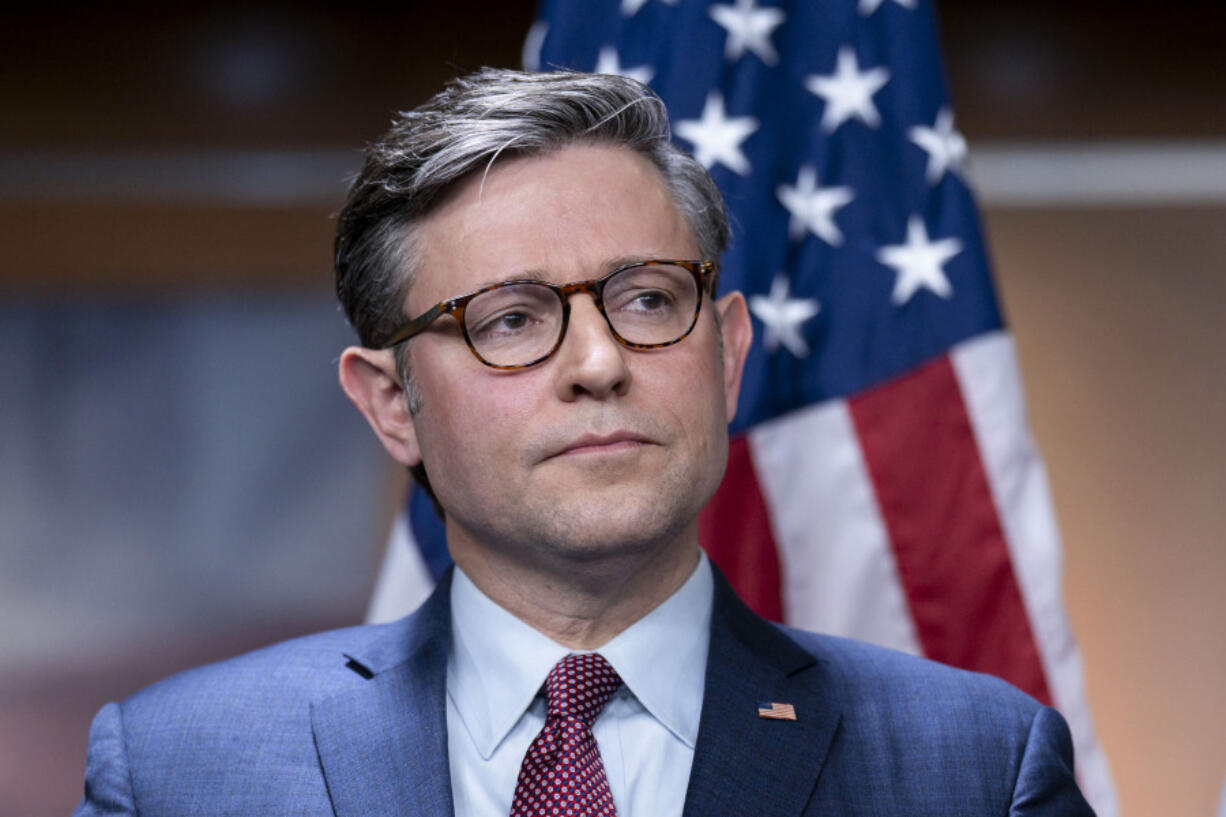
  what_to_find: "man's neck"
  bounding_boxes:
[449,534,701,650]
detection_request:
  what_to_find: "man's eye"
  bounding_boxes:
[497,312,529,330]
[617,289,677,314]
[473,310,535,336]
[633,291,669,310]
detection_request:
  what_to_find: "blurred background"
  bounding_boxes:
[1,2,1223,815]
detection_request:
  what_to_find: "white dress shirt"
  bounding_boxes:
[446,552,714,817]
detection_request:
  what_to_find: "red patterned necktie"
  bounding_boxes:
[509,652,623,817]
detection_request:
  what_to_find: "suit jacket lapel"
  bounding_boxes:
[313,572,455,817]
[683,568,841,817]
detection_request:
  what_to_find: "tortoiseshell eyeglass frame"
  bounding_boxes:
[379,259,718,370]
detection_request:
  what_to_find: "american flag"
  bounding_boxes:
[757,701,797,721]
[367,1,1115,813]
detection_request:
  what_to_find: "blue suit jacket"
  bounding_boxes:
[76,569,1094,816]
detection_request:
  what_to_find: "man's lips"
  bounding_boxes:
[545,431,656,460]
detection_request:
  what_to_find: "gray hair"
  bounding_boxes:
[334,67,729,353]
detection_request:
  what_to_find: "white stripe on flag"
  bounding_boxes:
[749,399,922,656]
[952,332,1118,817]
[366,509,436,625]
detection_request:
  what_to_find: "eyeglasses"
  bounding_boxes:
[381,259,717,369]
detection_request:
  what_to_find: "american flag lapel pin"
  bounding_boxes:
[757,701,797,721]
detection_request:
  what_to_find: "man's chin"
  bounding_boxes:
[525,489,698,559]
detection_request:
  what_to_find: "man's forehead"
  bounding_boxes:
[407,143,697,296]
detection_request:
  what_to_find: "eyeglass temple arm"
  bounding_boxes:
[381,302,451,349]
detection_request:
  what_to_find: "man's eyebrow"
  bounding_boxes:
[602,254,666,271]
[471,256,663,289]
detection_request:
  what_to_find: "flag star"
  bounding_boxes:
[804,46,890,132]
[908,108,967,184]
[593,47,655,85]
[709,0,787,66]
[674,92,759,175]
[777,165,855,245]
[621,0,677,16]
[749,274,821,358]
[875,216,963,305]
[859,0,917,15]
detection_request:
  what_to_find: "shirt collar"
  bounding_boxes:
[447,552,713,759]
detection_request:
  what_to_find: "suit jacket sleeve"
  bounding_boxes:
[74,702,137,817]
[1011,705,1095,816]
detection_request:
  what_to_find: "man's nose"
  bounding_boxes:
[551,295,631,401]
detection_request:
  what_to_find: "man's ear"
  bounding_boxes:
[714,291,754,423]
[338,346,422,467]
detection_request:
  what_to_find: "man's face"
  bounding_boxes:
[394,143,749,572]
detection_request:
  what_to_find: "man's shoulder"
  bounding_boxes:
[776,624,1041,726]
[108,576,452,747]
[118,619,409,726]
[694,622,1090,815]
[77,603,453,815]
[707,565,1044,735]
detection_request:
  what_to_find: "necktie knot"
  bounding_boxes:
[510,652,623,816]
[544,652,622,725]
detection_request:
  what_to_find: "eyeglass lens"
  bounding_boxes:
[463,263,700,367]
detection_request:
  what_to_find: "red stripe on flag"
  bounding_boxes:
[849,355,1053,705]
[700,434,784,622]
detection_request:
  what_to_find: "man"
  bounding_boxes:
[76,69,1093,816]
